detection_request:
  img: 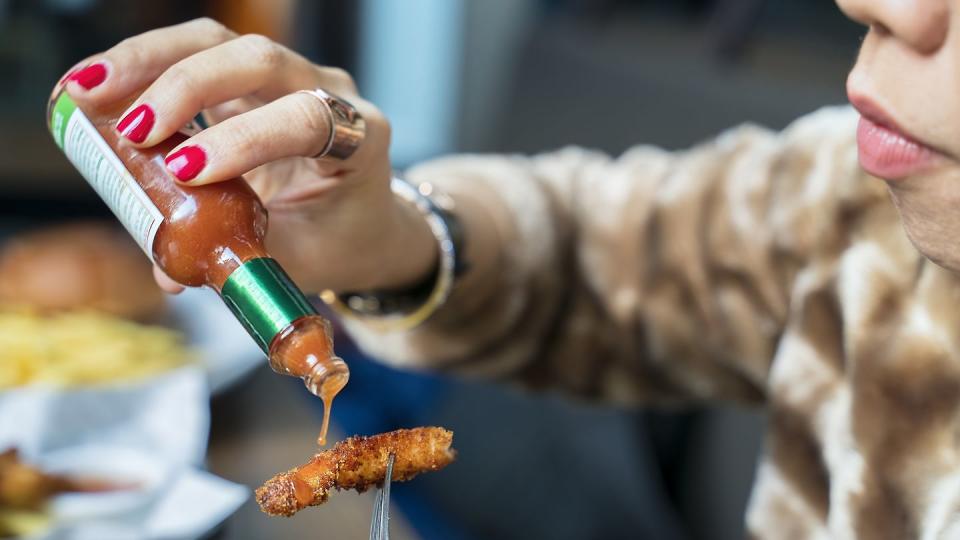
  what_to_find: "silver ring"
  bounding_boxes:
[297,88,366,160]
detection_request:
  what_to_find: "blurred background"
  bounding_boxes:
[0,0,862,538]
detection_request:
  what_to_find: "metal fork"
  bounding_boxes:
[369,453,395,540]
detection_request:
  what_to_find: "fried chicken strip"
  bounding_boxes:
[0,449,128,510]
[257,427,456,517]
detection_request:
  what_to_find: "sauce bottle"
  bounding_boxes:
[47,78,348,446]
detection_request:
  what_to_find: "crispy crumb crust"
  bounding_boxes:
[256,427,455,517]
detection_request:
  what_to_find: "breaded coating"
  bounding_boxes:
[256,427,455,517]
[0,448,126,510]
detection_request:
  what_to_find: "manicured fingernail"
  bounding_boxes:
[59,68,79,86]
[68,62,108,90]
[116,104,155,143]
[165,145,207,182]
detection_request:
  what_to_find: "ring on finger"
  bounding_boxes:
[297,88,366,160]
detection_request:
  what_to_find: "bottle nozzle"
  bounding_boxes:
[303,356,350,398]
[304,357,349,447]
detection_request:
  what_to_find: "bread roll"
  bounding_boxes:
[0,222,164,319]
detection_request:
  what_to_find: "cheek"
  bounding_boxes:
[850,20,960,157]
[926,47,960,147]
[914,21,960,152]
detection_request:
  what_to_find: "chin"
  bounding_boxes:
[885,167,960,273]
[903,232,959,272]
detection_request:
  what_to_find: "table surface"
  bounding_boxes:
[205,365,419,540]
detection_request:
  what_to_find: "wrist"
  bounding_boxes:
[322,177,462,331]
[360,186,439,291]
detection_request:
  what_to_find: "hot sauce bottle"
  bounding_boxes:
[47,80,347,446]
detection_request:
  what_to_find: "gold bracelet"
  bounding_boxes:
[319,177,457,332]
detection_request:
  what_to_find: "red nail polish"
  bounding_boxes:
[116,104,155,143]
[165,146,207,182]
[68,62,107,90]
[59,68,79,86]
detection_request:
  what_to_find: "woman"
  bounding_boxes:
[62,1,960,538]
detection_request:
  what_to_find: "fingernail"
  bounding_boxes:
[116,104,155,143]
[165,145,207,182]
[68,62,108,90]
[59,68,79,86]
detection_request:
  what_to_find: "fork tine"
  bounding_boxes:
[369,487,384,540]
[384,454,395,500]
[369,453,396,540]
[380,454,395,540]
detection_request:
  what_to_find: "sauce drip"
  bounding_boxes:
[292,476,315,506]
[316,371,349,447]
[269,316,350,447]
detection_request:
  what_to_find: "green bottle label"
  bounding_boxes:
[50,90,78,147]
[220,258,318,353]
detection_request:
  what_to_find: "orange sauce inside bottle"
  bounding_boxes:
[269,316,349,446]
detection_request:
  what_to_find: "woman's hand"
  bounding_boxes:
[63,18,437,294]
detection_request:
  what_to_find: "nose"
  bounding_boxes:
[837,0,949,54]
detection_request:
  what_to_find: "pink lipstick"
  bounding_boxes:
[850,96,941,180]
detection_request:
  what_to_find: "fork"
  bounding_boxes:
[369,453,395,540]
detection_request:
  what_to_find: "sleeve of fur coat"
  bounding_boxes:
[339,106,889,406]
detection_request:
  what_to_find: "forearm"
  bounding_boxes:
[340,108,869,407]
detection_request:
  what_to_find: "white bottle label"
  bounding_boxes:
[50,93,163,260]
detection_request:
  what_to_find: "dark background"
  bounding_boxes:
[0,0,863,538]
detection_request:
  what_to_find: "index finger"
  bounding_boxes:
[65,18,237,107]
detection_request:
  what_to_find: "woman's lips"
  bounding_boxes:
[856,117,939,180]
[851,97,941,180]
